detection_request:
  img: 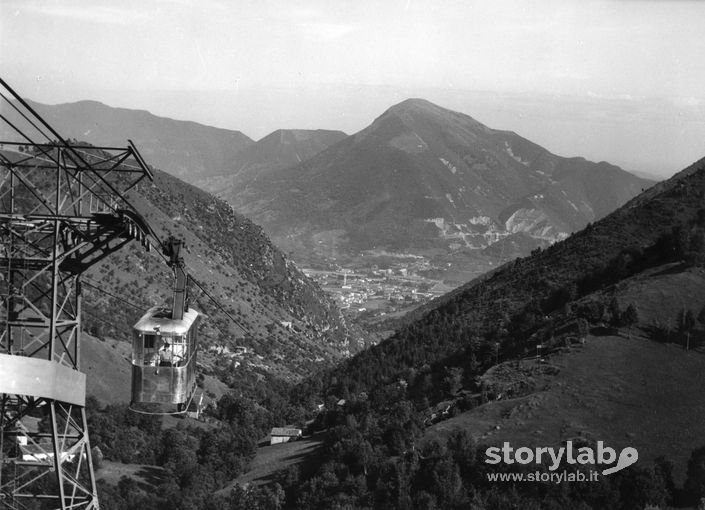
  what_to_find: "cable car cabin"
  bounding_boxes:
[131,306,199,412]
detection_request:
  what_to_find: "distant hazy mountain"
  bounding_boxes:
[0,100,253,183]
[229,128,347,174]
[223,99,652,261]
[199,128,347,197]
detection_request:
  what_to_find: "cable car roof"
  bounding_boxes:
[133,306,199,334]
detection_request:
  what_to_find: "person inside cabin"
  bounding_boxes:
[159,341,174,366]
[148,350,160,367]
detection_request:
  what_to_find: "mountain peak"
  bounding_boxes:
[372,97,489,137]
[231,97,652,267]
[385,98,454,119]
[389,97,438,111]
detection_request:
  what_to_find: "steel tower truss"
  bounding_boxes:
[0,79,153,509]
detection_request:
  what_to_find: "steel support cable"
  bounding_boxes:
[94,229,248,335]
[81,278,143,311]
[0,80,152,224]
[190,276,248,334]
[0,112,37,148]
[0,89,54,143]
[0,78,152,223]
[0,78,94,167]
[0,91,247,343]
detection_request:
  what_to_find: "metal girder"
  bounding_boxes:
[0,78,156,509]
[0,396,98,510]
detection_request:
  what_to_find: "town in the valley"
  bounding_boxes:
[301,255,459,320]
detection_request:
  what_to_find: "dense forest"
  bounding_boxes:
[88,367,705,510]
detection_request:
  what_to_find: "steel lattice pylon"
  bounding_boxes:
[0,78,154,509]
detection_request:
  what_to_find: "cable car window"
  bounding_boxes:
[144,334,157,349]
[142,334,161,366]
[175,336,187,365]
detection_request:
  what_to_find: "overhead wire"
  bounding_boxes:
[0,89,54,143]
[82,278,144,311]
[0,77,152,225]
[190,276,249,335]
[0,79,249,340]
[0,112,37,147]
[131,218,249,335]
[82,258,250,337]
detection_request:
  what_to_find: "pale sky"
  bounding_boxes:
[1,0,704,177]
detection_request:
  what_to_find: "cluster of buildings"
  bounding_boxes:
[303,260,441,315]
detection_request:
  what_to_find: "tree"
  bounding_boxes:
[684,446,705,506]
[678,308,696,351]
[622,303,639,340]
[446,429,476,480]
[686,229,705,266]
[577,318,589,342]
[608,297,622,328]
[442,366,463,397]
[697,304,705,329]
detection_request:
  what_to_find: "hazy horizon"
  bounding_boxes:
[2,0,704,178]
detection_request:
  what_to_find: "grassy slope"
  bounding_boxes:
[219,432,325,492]
[425,264,705,482]
[97,461,168,486]
[427,333,705,482]
[80,335,132,404]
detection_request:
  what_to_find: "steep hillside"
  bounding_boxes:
[75,162,362,381]
[227,99,652,264]
[0,100,253,183]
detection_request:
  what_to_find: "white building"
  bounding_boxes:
[269,427,302,445]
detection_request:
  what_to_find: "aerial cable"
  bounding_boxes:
[0,90,54,143]
[82,278,144,311]
[0,77,90,162]
[133,240,247,332]
[0,77,151,221]
[0,90,144,179]
[84,269,249,337]
[190,276,249,335]
[0,112,37,148]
